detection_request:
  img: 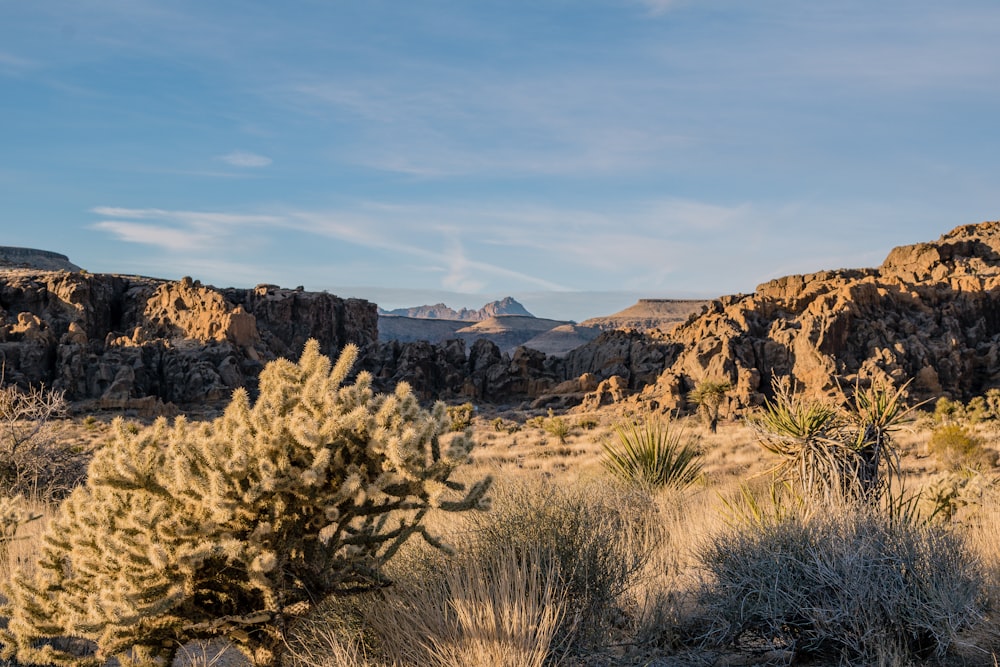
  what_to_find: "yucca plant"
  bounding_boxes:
[750,376,919,508]
[602,418,702,491]
[748,376,846,503]
[687,379,733,433]
[846,378,921,505]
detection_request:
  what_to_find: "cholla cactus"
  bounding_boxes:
[0,341,491,667]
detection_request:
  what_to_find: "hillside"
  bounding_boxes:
[377,297,593,356]
[7,221,1000,412]
[378,313,590,356]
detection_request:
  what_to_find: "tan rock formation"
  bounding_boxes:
[0,270,377,406]
[637,221,1000,413]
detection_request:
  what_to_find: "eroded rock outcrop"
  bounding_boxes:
[0,271,376,409]
[640,221,1000,415]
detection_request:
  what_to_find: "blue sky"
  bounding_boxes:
[2,1,999,320]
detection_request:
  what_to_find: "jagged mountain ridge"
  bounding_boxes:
[379,296,532,320]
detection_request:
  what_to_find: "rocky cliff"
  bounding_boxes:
[640,221,1000,416]
[4,222,1000,416]
[0,271,376,412]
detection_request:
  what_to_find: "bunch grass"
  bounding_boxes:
[603,418,703,491]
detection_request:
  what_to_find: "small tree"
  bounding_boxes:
[687,379,732,433]
[1,341,491,667]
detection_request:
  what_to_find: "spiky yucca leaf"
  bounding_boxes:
[602,419,702,490]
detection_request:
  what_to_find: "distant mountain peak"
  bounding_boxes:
[379,296,533,321]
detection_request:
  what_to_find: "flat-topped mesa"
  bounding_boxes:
[0,246,81,272]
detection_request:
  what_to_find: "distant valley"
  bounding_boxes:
[377,296,709,356]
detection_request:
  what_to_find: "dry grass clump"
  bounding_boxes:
[282,477,662,666]
[286,545,565,667]
[461,478,659,655]
[697,504,988,664]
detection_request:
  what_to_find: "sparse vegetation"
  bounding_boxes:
[0,367,998,667]
[929,423,1000,471]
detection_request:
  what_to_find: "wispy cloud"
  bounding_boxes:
[91,220,211,252]
[286,73,692,178]
[86,194,947,300]
[0,51,36,75]
[218,151,272,168]
[635,0,683,17]
[90,207,284,253]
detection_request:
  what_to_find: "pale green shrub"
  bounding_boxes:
[541,410,571,443]
[929,423,999,471]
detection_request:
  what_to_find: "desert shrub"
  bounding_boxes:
[445,402,474,432]
[490,417,520,434]
[462,479,657,655]
[934,396,965,423]
[928,423,999,471]
[687,379,732,433]
[603,418,703,491]
[0,341,491,667]
[525,415,545,429]
[698,508,987,663]
[577,416,599,430]
[0,382,87,501]
[924,471,998,523]
[541,409,571,443]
